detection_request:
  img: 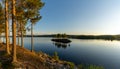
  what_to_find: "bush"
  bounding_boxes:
[53,52,59,60]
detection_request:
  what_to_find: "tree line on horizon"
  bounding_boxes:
[0,0,44,63]
[68,35,120,40]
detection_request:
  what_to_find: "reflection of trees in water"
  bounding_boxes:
[53,42,70,49]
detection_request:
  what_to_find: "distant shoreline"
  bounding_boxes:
[25,35,120,40]
[1,34,120,40]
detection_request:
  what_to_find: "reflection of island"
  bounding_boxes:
[53,42,70,49]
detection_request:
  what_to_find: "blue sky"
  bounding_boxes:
[32,0,120,35]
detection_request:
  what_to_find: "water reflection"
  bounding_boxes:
[53,42,70,49]
[7,37,120,69]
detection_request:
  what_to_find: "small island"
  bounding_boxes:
[51,33,71,43]
[51,39,71,43]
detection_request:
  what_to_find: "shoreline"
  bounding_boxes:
[0,43,74,69]
[0,43,105,69]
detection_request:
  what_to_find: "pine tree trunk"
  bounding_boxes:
[18,35,19,45]
[17,22,19,46]
[20,22,24,47]
[0,35,2,43]
[12,0,17,62]
[5,0,10,54]
[31,23,34,52]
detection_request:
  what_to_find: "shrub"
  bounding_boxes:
[53,52,59,60]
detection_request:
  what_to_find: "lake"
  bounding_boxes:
[9,37,120,69]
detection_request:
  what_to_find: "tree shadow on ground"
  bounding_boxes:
[0,46,14,69]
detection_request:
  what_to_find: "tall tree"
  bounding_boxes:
[12,0,17,62]
[31,15,42,52]
[24,0,44,52]
[15,20,20,46]
[5,0,10,54]
[16,0,25,47]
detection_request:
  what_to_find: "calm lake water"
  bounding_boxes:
[8,37,120,69]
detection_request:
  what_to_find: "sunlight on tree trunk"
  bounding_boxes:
[12,0,17,63]
[5,0,10,55]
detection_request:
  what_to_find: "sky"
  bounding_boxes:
[32,0,120,35]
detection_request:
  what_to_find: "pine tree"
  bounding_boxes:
[5,0,10,55]
[12,0,17,63]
